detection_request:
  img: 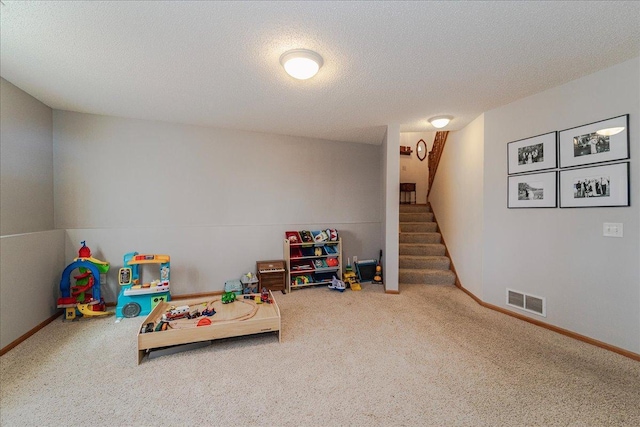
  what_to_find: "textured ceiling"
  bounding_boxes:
[1,1,639,145]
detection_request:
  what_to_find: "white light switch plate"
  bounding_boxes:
[603,223,623,238]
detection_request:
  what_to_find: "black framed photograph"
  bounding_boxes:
[507,132,557,175]
[507,171,557,208]
[559,162,629,208]
[559,115,629,168]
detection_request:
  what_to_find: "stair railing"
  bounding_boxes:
[427,131,449,198]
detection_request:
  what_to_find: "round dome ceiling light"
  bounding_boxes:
[280,49,323,80]
[428,116,453,129]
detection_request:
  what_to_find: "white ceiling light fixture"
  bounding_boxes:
[596,127,625,136]
[428,116,453,129]
[280,49,323,80]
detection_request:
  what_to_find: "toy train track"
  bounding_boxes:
[144,297,260,332]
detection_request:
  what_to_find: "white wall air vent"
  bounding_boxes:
[525,295,545,315]
[507,289,525,308]
[506,288,546,317]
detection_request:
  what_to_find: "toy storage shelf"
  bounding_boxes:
[283,237,342,292]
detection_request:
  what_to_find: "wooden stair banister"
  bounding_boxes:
[427,131,449,197]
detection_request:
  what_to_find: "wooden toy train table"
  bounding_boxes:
[136,291,281,364]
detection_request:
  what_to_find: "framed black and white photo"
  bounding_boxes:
[559,115,629,168]
[559,162,629,208]
[507,132,557,175]
[507,171,557,208]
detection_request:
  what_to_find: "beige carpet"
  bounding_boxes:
[1,283,639,426]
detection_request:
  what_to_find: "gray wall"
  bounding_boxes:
[1,78,54,235]
[483,57,639,353]
[0,78,64,349]
[429,114,485,298]
[431,57,639,353]
[382,125,400,292]
[53,111,383,300]
[1,231,64,348]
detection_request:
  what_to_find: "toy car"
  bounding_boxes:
[141,322,154,333]
[202,307,216,316]
[187,310,201,319]
[261,287,270,303]
[222,291,236,304]
[162,305,190,321]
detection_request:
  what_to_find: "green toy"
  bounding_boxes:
[222,291,236,304]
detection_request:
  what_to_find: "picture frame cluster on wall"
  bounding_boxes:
[507,114,630,208]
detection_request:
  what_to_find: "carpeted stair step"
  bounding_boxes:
[400,232,441,244]
[399,212,434,223]
[400,222,438,233]
[399,204,431,213]
[399,255,450,270]
[397,201,457,286]
[399,268,456,285]
[399,243,446,256]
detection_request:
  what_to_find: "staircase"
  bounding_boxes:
[399,204,456,285]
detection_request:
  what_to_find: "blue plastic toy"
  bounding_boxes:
[115,252,171,319]
[57,242,112,320]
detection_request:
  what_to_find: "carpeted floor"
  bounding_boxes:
[1,283,639,426]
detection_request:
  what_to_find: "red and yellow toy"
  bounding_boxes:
[57,241,113,320]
